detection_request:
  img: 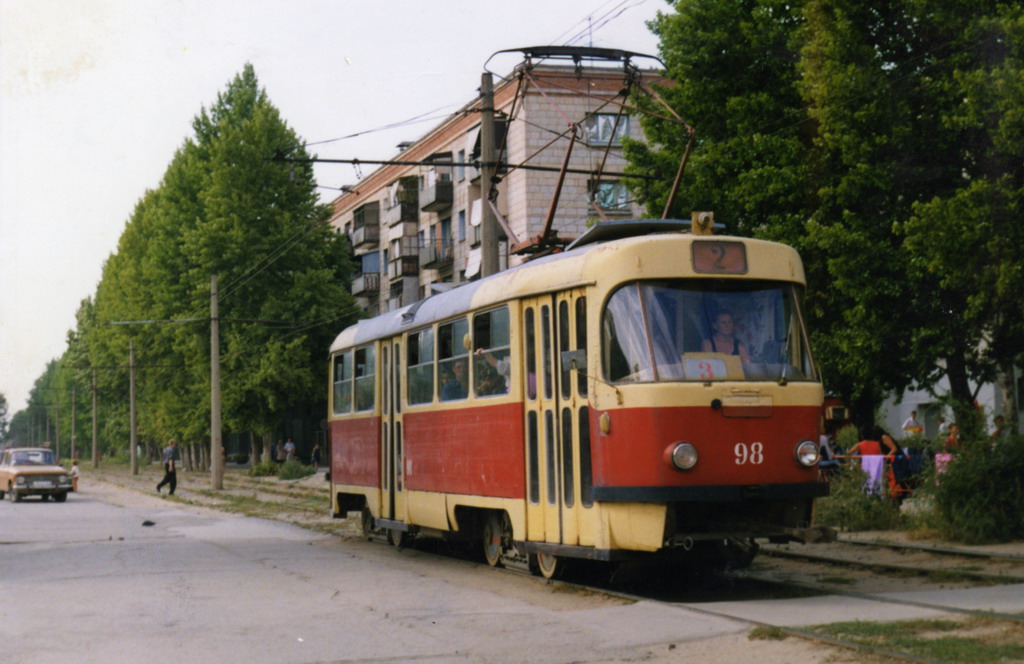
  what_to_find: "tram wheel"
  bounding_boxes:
[388,527,409,549]
[482,513,506,568]
[360,508,374,539]
[530,552,561,580]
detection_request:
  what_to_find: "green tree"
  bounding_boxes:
[799,0,1023,432]
[0,392,9,442]
[632,0,1023,425]
[72,64,356,463]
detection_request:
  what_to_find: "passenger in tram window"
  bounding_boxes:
[441,360,468,401]
[700,311,751,364]
[475,347,510,395]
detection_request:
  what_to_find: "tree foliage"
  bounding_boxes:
[18,64,357,457]
[633,0,1023,424]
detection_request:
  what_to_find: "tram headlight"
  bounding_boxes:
[666,442,698,471]
[795,440,819,467]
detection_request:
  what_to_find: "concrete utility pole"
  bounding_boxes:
[479,72,499,278]
[210,274,223,490]
[130,340,138,475]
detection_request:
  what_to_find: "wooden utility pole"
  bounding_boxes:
[210,274,223,489]
[53,398,60,460]
[70,386,76,461]
[92,369,99,468]
[479,72,499,278]
[130,339,138,475]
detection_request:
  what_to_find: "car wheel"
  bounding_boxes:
[53,492,68,503]
[12,487,22,503]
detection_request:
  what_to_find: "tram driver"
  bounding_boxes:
[700,311,752,364]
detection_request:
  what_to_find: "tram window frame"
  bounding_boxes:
[438,317,470,401]
[579,407,593,508]
[541,305,553,400]
[353,345,376,412]
[472,306,510,397]
[527,411,540,504]
[407,328,435,405]
[561,407,574,507]
[575,297,588,397]
[559,301,571,400]
[332,350,353,415]
[525,307,537,401]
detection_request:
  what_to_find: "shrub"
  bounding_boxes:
[834,424,860,452]
[816,462,903,532]
[278,459,315,481]
[931,435,1024,543]
[248,459,278,477]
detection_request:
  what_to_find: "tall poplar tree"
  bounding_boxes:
[84,64,356,457]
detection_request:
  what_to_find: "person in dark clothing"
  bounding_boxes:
[156,439,178,495]
[701,311,751,364]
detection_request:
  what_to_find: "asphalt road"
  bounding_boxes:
[4,485,1022,664]
[0,486,761,664]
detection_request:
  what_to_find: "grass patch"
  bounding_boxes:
[815,575,856,585]
[749,626,788,641]
[812,617,1024,663]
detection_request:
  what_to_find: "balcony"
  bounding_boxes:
[351,224,380,249]
[420,180,453,212]
[420,239,453,269]
[384,201,418,226]
[351,272,380,295]
[388,257,419,281]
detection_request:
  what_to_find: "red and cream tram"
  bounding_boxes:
[328,220,833,578]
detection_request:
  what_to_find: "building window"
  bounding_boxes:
[457,149,466,181]
[458,210,466,242]
[589,180,630,212]
[584,113,630,146]
[360,252,380,274]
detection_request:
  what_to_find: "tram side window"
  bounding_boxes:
[332,351,353,415]
[354,345,376,412]
[473,306,510,397]
[407,329,434,405]
[438,317,470,401]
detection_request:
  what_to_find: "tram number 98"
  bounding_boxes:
[734,442,764,465]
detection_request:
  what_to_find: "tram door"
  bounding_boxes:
[522,290,588,546]
[381,339,406,523]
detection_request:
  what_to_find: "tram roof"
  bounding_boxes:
[329,220,800,353]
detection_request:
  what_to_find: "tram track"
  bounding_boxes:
[366,526,1024,663]
[757,538,1024,587]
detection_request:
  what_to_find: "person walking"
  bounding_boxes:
[156,439,178,495]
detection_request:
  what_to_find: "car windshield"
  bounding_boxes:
[602,279,817,384]
[12,450,56,465]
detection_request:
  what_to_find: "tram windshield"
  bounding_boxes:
[602,280,816,384]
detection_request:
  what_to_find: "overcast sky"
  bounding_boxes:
[0,0,665,415]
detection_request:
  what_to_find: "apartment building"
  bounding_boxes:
[328,63,657,315]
